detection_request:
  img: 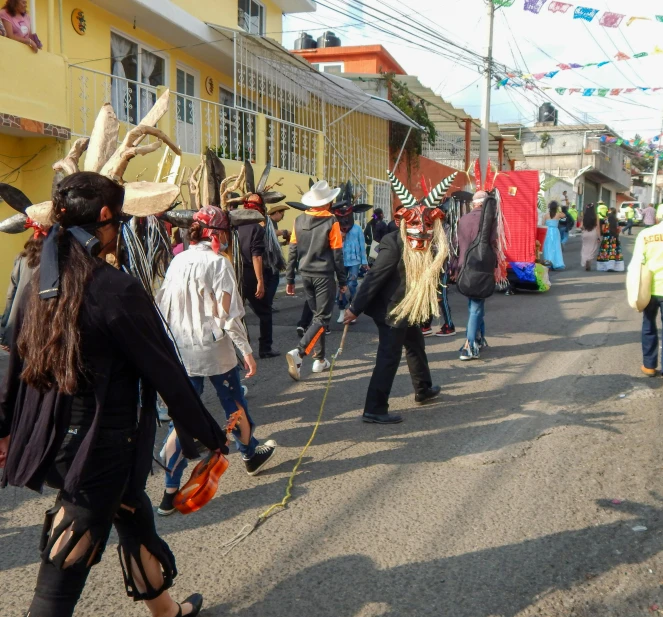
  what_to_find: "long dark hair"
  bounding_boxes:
[3,0,26,17]
[607,208,619,236]
[583,204,597,232]
[18,172,124,394]
[548,201,559,218]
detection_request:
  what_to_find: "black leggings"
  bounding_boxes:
[28,427,176,617]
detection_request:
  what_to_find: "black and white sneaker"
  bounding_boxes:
[296,326,305,337]
[244,440,277,476]
[157,490,177,516]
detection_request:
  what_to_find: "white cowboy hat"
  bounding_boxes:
[301,181,341,208]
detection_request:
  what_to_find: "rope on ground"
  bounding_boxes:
[220,324,350,557]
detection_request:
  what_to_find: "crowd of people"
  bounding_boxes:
[4,146,663,616]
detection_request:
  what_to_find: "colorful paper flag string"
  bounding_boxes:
[492,0,663,31]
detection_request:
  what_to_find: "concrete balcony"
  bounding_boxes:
[585,139,632,192]
[0,36,69,139]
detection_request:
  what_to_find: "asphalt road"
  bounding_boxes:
[2,232,663,617]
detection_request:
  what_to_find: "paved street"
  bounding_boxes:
[2,233,663,617]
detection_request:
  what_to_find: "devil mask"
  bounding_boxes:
[387,170,457,251]
[394,205,444,250]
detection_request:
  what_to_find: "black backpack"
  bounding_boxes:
[456,196,497,299]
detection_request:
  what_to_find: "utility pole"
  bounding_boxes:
[651,109,663,204]
[480,0,495,187]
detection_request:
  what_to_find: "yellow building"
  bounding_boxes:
[0,0,416,292]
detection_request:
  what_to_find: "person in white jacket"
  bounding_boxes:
[155,206,277,515]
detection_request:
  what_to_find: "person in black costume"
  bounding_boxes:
[344,183,452,423]
[364,207,388,264]
[0,172,227,617]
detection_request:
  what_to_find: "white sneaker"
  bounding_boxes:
[286,349,303,381]
[337,311,345,324]
[312,358,331,373]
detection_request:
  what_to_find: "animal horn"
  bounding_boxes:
[387,171,417,207]
[0,212,28,233]
[421,172,458,207]
[100,125,182,183]
[53,137,90,176]
[0,183,32,213]
[256,162,272,194]
[244,160,256,194]
[132,89,171,146]
[83,103,120,172]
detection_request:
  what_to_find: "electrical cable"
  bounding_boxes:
[315,0,502,75]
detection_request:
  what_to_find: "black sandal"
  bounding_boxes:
[175,593,203,617]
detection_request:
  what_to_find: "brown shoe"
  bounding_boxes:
[641,365,657,377]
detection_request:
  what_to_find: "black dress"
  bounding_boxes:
[0,263,228,616]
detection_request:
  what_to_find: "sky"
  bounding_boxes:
[282,0,663,140]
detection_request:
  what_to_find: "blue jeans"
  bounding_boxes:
[337,264,361,309]
[466,298,485,346]
[162,366,258,489]
[642,297,663,371]
[560,227,569,245]
[624,220,634,235]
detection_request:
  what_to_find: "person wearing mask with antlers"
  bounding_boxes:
[234,162,287,360]
[0,92,230,617]
[342,171,455,423]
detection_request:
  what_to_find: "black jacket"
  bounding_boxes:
[0,264,228,494]
[350,231,407,327]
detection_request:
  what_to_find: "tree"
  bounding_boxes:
[630,134,654,174]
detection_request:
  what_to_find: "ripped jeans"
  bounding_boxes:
[337,264,361,309]
[161,366,258,490]
[29,426,176,617]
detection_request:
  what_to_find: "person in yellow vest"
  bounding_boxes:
[624,204,635,236]
[629,221,663,376]
[597,201,608,219]
[568,203,578,226]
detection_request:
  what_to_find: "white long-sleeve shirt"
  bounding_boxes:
[156,243,252,377]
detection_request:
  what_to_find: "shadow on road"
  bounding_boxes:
[203,499,663,617]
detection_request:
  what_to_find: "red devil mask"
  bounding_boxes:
[393,205,444,250]
[388,170,457,251]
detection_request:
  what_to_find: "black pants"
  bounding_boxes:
[29,426,175,617]
[298,275,335,360]
[364,320,433,416]
[242,269,274,353]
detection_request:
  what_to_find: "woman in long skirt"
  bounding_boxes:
[597,208,624,272]
[543,201,565,270]
[580,204,601,271]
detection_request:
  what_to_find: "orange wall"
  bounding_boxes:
[293,45,406,75]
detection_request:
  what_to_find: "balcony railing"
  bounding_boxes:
[266,117,318,175]
[69,66,258,162]
[167,90,257,161]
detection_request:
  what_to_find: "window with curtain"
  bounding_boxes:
[238,0,265,35]
[110,32,165,124]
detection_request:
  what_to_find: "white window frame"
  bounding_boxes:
[238,0,266,36]
[175,63,201,155]
[109,27,169,87]
[312,62,345,75]
[109,28,169,125]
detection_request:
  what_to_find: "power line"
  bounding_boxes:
[316,0,513,76]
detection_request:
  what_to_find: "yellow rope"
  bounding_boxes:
[219,327,349,555]
[257,353,337,523]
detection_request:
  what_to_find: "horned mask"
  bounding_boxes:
[330,181,372,233]
[388,171,457,251]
